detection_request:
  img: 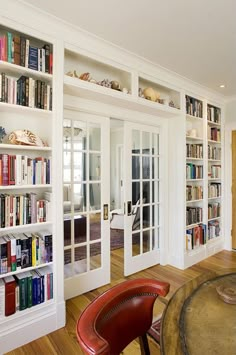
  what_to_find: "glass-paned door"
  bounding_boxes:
[63,111,110,299]
[124,122,161,276]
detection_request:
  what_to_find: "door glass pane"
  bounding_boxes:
[132,130,140,153]
[132,182,140,205]
[63,152,71,182]
[74,215,87,244]
[143,181,150,203]
[152,133,159,155]
[73,121,87,150]
[89,153,101,180]
[90,213,101,241]
[142,156,150,179]
[90,242,101,270]
[73,152,86,181]
[142,131,150,154]
[64,249,71,264]
[89,124,101,151]
[143,205,150,228]
[152,205,159,226]
[132,232,140,256]
[89,183,101,210]
[132,156,140,179]
[143,230,151,253]
[75,245,87,262]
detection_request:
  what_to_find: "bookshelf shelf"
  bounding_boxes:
[186,135,204,141]
[208,139,221,144]
[0,143,51,151]
[0,261,53,279]
[208,216,221,222]
[0,60,53,81]
[207,120,221,127]
[0,184,52,190]
[186,199,204,203]
[0,221,52,232]
[0,101,52,115]
[186,114,203,121]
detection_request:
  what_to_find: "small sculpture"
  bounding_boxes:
[0,126,6,143]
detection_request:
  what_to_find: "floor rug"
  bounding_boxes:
[147,316,162,344]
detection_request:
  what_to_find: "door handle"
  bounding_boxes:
[127,201,132,216]
[103,204,109,220]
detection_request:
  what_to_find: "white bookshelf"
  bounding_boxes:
[0,21,65,353]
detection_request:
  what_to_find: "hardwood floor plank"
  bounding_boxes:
[5,250,236,355]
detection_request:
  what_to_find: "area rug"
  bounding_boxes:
[147,316,162,344]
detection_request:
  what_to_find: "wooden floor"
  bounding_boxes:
[6,249,236,355]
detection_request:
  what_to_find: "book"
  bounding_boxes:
[0,278,5,318]
[13,36,20,65]
[14,272,28,311]
[4,275,16,316]
[0,236,8,274]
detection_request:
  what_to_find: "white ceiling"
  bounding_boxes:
[23,0,236,97]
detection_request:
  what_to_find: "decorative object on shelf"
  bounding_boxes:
[111,80,121,91]
[0,126,7,143]
[143,87,160,102]
[216,283,236,304]
[79,72,91,81]
[66,70,79,78]
[169,100,175,108]
[97,78,112,88]
[138,88,144,98]
[5,130,47,146]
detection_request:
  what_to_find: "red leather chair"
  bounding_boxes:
[76,278,170,355]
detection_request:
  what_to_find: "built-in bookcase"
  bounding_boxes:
[185,95,206,252]
[207,103,222,242]
[0,23,62,353]
[184,95,223,267]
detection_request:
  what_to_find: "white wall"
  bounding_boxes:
[224,99,236,249]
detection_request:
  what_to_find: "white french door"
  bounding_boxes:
[123,122,161,276]
[63,111,110,299]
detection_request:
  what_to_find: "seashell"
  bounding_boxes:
[111,81,120,90]
[79,72,91,81]
[7,130,46,146]
[143,87,160,102]
[122,87,128,94]
[89,78,97,84]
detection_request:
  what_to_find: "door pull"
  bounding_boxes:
[127,201,132,216]
[103,204,109,220]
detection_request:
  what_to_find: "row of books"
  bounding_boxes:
[186,143,203,159]
[207,105,221,124]
[186,163,203,179]
[186,207,203,226]
[208,220,220,239]
[0,230,52,274]
[186,95,203,118]
[208,182,221,198]
[208,126,221,142]
[0,73,53,110]
[0,265,53,318]
[209,165,221,179]
[186,224,207,250]
[208,203,221,220]
[0,154,51,186]
[0,32,52,74]
[186,185,203,201]
[208,145,221,160]
[0,192,51,228]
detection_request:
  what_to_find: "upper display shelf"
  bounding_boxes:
[64,48,182,115]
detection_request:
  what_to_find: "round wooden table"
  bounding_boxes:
[160,270,236,355]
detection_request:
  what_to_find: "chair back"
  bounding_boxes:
[76,278,170,355]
